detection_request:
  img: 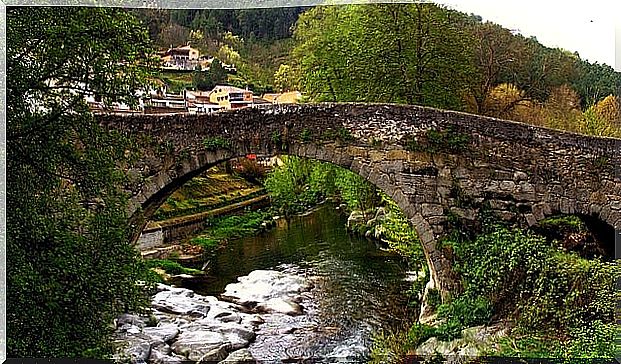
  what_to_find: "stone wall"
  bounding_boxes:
[100,103,621,297]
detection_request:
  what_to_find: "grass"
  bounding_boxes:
[189,210,275,248]
[145,259,203,275]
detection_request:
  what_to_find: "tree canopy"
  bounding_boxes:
[8,7,156,358]
[293,4,474,109]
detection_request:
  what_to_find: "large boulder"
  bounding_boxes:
[221,270,309,315]
[152,290,210,317]
[171,330,231,362]
[218,348,256,364]
[142,324,180,343]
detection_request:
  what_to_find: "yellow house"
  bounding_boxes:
[209,85,253,110]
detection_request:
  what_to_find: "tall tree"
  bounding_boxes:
[464,21,522,114]
[572,60,621,108]
[293,4,474,109]
[7,7,156,357]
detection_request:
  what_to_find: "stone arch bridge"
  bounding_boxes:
[99,103,621,297]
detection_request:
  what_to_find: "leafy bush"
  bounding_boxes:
[447,224,618,357]
[435,296,492,340]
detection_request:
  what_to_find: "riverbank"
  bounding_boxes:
[139,194,270,257]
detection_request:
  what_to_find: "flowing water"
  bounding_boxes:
[178,205,416,362]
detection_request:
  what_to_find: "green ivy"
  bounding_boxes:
[203,137,232,150]
[300,128,313,142]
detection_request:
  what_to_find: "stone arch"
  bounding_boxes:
[101,103,621,300]
[128,139,454,298]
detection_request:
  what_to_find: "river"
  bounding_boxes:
[175,205,417,362]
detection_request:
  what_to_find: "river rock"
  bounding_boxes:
[171,330,231,361]
[149,349,186,364]
[219,348,256,363]
[143,324,180,343]
[206,306,243,324]
[118,313,148,328]
[255,297,303,315]
[123,336,152,363]
[240,314,264,327]
[152,290,210,317]
[221,270,309,315]
[416,325,507,361]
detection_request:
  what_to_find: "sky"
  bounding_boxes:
[439,0,620,71]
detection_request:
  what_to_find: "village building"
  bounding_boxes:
[185,90,222,114]
[160,44,211,71]
[210,85,253,110]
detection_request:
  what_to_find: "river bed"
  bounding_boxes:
[176,205,417,362]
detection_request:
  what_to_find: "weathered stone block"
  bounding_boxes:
[421,204,444,217]
[560,198,575,214]
[450,207,476,221]
[532,203,548,221]
[513,171,528,181]
[499,181,516,192]
[525,214,537,226]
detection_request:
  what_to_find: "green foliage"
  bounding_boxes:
[274,64,297,92]
[494,320,618,359]
[271,131,284,149]
[299,128,313,142]
[144,259,203,275]
[263,156,325,215]
[7,7,156,358]
[571,59,621,108]
[435,296,492,340]
[494,336,560,358]
[293,4,474,109]
[203,136,232,150]
[189,210,274,248]
[263,156,382,216]
[539,215,585,232]
[580,106,621,138]
[374,196,425,267]
[152,189,265,221]
[333,169,380,213]
[192,59,228,90]
[447,224,618,357]
[370,328,421,364]
[426,288,441,310]
[558,320,618,359]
